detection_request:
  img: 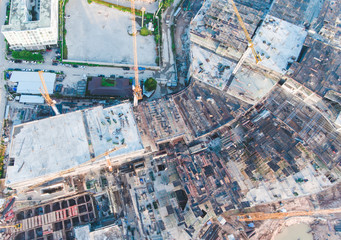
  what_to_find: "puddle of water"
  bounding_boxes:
[274,223,313,240]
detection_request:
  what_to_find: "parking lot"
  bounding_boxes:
[65,0,157,66]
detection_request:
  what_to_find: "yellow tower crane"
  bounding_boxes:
[233,208,341,222]
[229,0,261,63]
[130,0,143,106]
[0,223,22,229]
[38,71,60,115]
[15,144,126,195]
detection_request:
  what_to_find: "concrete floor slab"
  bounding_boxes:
[251,15,307,74]
[84,103,144,159]
[6,111,90,186]
[65,0,157,65]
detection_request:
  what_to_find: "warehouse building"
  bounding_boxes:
[9,71,56,94]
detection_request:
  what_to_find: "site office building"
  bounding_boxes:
[1,0,58,50]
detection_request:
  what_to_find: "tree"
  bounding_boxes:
[140,27,150,36]
[144,78,157,92]
[163,0,174,8]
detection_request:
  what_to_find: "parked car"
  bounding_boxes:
[14,60,22,63]
[55,84,63,93]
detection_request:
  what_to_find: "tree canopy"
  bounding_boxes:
[144,77,157,92]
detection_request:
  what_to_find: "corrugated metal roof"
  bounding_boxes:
[19,95,45,104]
[10,71,56,94]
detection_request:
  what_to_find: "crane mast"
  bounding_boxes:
[38,71,60,115]
[229,0,261,63]
[234,207,341,221]
[17,145,126,195]
[130,0,143,106]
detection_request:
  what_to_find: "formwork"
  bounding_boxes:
[11,193,96,240]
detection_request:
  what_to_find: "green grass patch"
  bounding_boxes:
[0,139,6,178]
[12,50,44,62]
[101,78,116,87]
[60,0,69,59]
[90,0,147,16]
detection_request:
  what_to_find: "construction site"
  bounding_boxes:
[5,102,144,190]
[10,193,96,240]
[1,0,341,239]
[173,81,250,137]
[190,0,271,61]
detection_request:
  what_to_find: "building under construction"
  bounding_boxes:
[9,193,95,240]
[5,103,144,190]
[190,0,272,60]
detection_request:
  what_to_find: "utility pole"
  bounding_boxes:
[141,7,146,27]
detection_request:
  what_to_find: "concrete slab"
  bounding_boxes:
[65,0,157,65]
[251,16,307,74]
[6,111,90,186]
[190,44,236,90]
[84,103,144,159]
[227,66,277,104]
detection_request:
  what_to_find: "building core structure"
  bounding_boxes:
[1,0,59,50]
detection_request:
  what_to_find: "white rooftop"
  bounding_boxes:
[10,71,56,94]
[2,0,58,32]
[19,95,44,104]
[250,15,307,74]
[6,111,90,186]
[6,103,144,187]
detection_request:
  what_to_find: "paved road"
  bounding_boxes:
[0,0,9,132]
[0,0,185,129]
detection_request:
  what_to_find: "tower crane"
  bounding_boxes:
[232,207,341,222]
[15,144,126,195]
[38,71,60,115]
[229,0,261,64]
[0,223,22,229]
[130,0,143,106]
[227,0,261,79]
